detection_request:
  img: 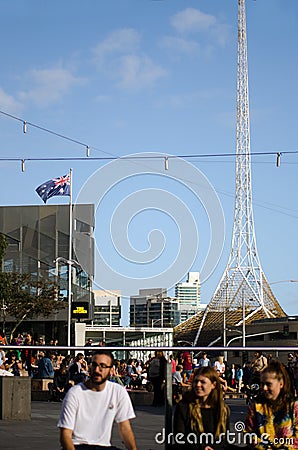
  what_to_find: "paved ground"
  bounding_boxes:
[0,399,247,450]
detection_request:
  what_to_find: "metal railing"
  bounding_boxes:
[3,345,298,352]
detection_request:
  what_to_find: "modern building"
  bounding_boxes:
[216,316,298,365]
[175,272,201,322]
[0,204,94,344]
[130,288,179,328]
[92,290,121,327]
[75,322,173,361]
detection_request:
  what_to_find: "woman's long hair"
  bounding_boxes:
[185,366,228,438]
[260,359,294,410]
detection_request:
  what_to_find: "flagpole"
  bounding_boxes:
[67,168,73,349]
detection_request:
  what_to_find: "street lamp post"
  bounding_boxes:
[242,290,245,347]
[223,280,229,361]
[226,330,279,347]
[241,294,255,349]
[270,279,298,285]
[177,339,193,348]
[54,256,82,349]
[1,300,7,334]
[149,295,175,328]
[151,318,163,327]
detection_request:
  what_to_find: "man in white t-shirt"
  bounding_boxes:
[58,350,137,450]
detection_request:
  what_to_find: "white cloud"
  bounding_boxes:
[156,88,224,109]
[93,28,141,67]
[171,8,216,34]
[211,23,231,47]
[160,36,201,57]
[169,8,231,47]
[0,87,22,113]
[92,28,167,90]
[18,67,85,107]
[94,94,112,103]
[117,55,167,90]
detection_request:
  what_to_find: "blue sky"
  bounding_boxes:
[0,0,297,321]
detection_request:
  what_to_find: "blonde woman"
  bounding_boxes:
[173,366,230,449]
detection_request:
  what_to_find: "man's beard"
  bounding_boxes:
[90,372,110,385]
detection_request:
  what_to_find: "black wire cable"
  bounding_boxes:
[0,110,116,158]
[1,109,298,162]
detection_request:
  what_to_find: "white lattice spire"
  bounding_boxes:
[192,0,285,346]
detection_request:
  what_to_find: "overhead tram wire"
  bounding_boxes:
[1,109,298,164]
[0,109,116,159]
[1,151,298,168]
[1,151,298,164]
[1,109,297,220]
[1,154,297,219]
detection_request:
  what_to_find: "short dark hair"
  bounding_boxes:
[92,350,114,366]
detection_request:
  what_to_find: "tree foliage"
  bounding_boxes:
[0,237,66,339]
[0,233,8,269]
[0,272,66,340]
[0,233,66,340]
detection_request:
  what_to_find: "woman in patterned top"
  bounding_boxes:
[244,359,298,450]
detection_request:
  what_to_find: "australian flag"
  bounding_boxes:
[36,174,70,203]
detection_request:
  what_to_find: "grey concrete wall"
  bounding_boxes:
[0,377,31,420]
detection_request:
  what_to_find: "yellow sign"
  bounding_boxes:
[71,302,89,318]
[73,306,88,314]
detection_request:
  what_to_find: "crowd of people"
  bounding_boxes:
[56,348,298,449]
[0,331,61,377]
[1,331,298,449]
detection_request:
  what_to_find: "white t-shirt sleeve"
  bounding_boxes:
[114,383,136,423]
[57,385,79,430]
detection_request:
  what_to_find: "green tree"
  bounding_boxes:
[0,233,65,340]
[0,233,8,265]
[0,233,9,333]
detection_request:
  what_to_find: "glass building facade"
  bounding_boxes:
[130,288,179,328]
[0,204,94,343]
[175,272,201,322]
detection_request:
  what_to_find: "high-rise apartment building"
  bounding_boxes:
[175,272,201,322]
[93,290,121,327]
[130,288,179,328]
